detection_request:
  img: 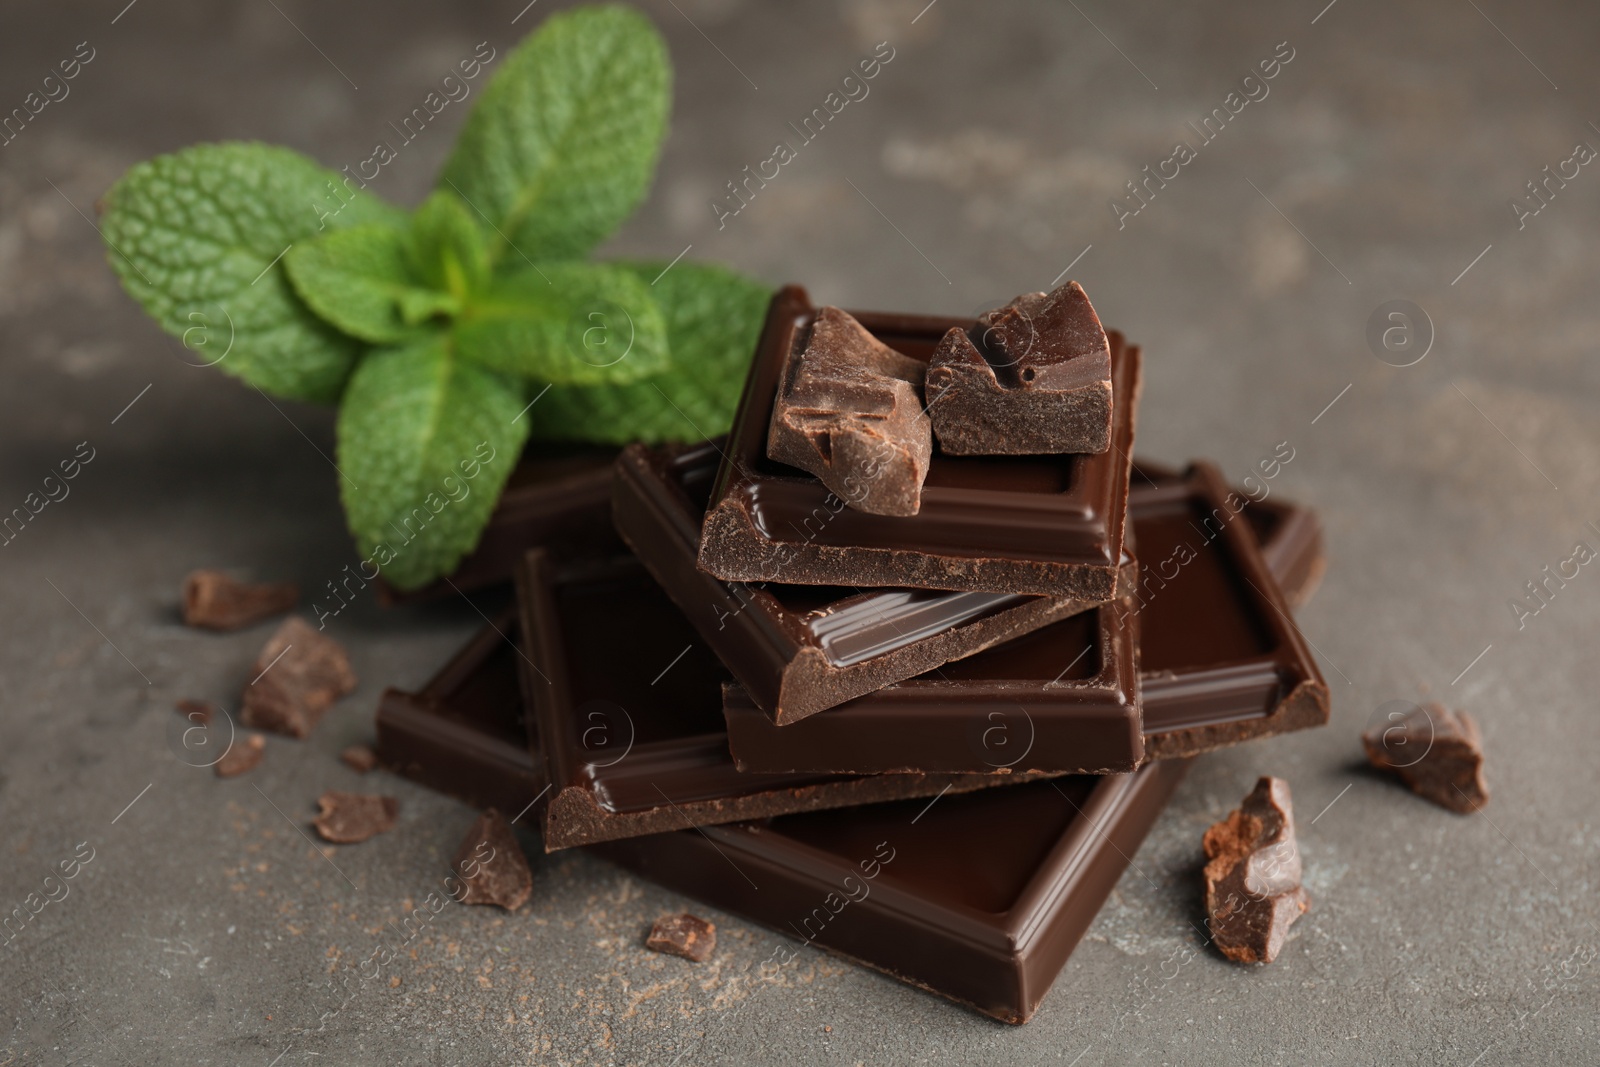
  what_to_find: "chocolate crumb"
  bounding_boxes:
[767,306,933,517]
[215,734,266,778]
[239,617,356,739]
[1363,702,1489,813]
[450,809,533,910]
[312,791,398,844]
[1202,777,1310,964]
[174,698,216,725]
[182,570,299,631]
[339,744,378,774]
[646,913,716,962]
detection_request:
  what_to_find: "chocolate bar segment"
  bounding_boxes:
[1134,459,1326,610]
[376,442,620,604]
[595,760,1191,1024]
[926,282,1113,455]
[375,611,547,815]
[514,548,1061,851]
[698,286,1140,599]
[724,599,1142,774]
[767,306,932,517]
[724,462,1328,771]
[613,440,1132,724]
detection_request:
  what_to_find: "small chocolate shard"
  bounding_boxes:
[450,809,533,910]
[239,617,357,739]
[339,744,378,774]
[174,698,216,725]
[215,734,266,778]
[1363,702,1488,813]
[1203,777,1310,964]
[646,913,716,962]
[312,791,398,844]
[182,570,299,631]
[926,281,1113,455]
[767,306,932,517]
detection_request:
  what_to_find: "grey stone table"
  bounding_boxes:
[3,0,1598,1063]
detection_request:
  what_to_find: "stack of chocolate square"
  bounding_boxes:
[375,282,1330,1025]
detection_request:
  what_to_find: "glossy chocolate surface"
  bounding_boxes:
[594,759,1192,1024]
[374,611,546,814]
[725,462,1329,770]
[697,286,1140,598]
[614,440,1122,723]
[515,549,1061,851]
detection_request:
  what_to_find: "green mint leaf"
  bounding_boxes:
[527,261,772,444]
[405,191,490,302]
[453,261,669,385]
[336,333,529,591]
[284,224,457,344]
[100,142,405,403]
[438,5,669,267]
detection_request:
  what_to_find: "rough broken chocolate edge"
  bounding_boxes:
[766,560,1138,725]
[926,330,1113,456]
[696,494,1125,600]
[1142,678,1330,762]
[540,767,1061,851]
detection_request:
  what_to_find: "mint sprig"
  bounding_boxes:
[98,4,771,591]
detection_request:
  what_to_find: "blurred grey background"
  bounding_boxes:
[3,0,1599,1063]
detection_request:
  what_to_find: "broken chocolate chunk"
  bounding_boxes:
[1202,777,1310,964]
[174,698,216,725]
[1363,702,1488,814]
[926,281,1113,455]
[339,744,378,774]
[646,913,716,962]
[312,791,398,844]
[767,305,932,516]
[239,617,357,739]
[182,570,299,631]
[215,734,266,778]
[450,809,533,910]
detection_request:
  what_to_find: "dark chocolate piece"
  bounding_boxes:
[697,286,1140,598]
[174,698,216,725]
[515,548,1059,851]
[614,440,1133,724]
[725,462,1329,772]
[375,610,547,816]
[214,734,265,778]
[313,791,399,844]
[376,442,621,604]
[1134,459,1326,610]
[339,744,378,774]
[1363,702,1488,813]
[926,282,1113,455]
[646,913,716,962]
[182,570,298,631]
[767,306,932,517]
[239,617,357,739]
[359,616,1190,1025]
[1202,777,1310,964]
[598,761,1192,1024]
[725,598,1142,775]
[451,808,533,910]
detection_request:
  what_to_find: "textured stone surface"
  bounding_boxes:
[3,0,1599,1063]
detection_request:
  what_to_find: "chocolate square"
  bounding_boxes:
[697,287,1140,599]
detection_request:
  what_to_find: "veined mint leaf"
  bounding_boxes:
[527,261,771,444]
[100,142,405,403]
[454,262,669,385]
[405,191,490,303]
[336,334,528,591]
[438,5,669,267]
[285,224,456,344]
